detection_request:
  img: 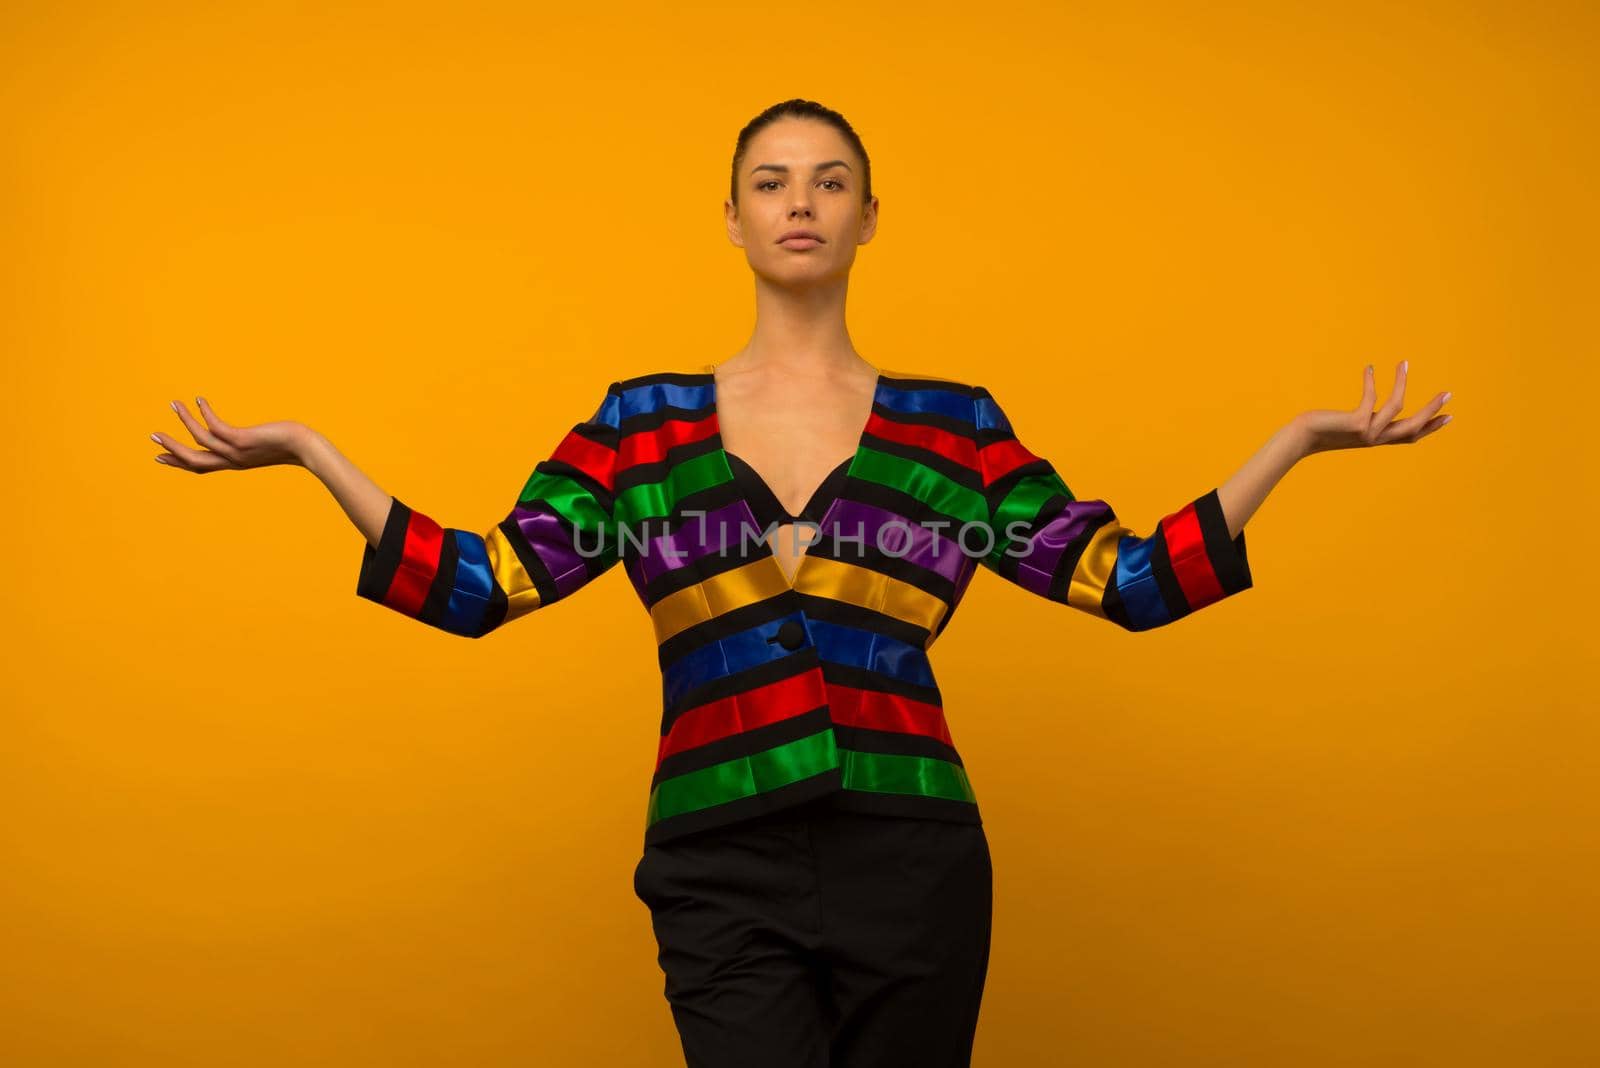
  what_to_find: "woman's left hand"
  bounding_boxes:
[1294,362,1453,456]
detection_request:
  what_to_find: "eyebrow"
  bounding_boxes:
[749,159,853,176]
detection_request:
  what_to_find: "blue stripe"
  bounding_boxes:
[615,380,715,422]
[440,530,497,637]
[875,381,974,422]
[809,618,936,689]
[661,612,809,710]
[973,394,1013,434]
[1112,532,1173,631]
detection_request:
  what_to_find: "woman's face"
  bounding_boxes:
[726,117,877,287]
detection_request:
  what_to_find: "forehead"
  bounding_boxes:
[744,117,855,170]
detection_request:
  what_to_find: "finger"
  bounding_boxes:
[1409,412,1453,443]
[1369,361,1408,439]
[1356,364,1376,414]
[151,430,239,472]
[194,395,243,446]
[154,451,205,473]
[1377,410,1453,446]
[1375,389,1450,444]
[169,399,245,464]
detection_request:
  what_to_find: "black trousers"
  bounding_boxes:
[631,793,993,1068]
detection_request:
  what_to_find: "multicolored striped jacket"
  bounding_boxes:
[356,365,1254,846]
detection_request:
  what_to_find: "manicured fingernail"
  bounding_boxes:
[1441,414,1452,424]
[1401,359,1408,372]
[155,455,168,464]
[1441,391,1452,404]
[170,401,179,413]
[150,433,161,444]
[197,396,206,406]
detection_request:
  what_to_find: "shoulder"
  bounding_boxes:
[580,369,716,426]
[875,369,998,430]
[613,366,714,391]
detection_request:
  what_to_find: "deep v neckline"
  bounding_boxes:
[724,449,853,526]
[705,360,882,588]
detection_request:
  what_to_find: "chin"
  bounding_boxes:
[754,258,835,284]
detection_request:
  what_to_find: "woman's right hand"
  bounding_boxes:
[151,397,315,473]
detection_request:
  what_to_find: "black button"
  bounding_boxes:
[773,619,807,651]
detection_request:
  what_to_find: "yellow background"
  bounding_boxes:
[4,1,1595,1064]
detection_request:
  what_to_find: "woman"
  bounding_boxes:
[149,98,1454,1067]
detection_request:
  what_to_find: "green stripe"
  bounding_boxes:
[838,748,977,803]
[516,472,619,565]
[991,470,1074,564]
[616,450,729,528]
[852,446,988,524]
[647,729,840,824]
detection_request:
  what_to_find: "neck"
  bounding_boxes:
[733,273,864,377]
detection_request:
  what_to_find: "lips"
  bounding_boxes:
[777,230,824,243]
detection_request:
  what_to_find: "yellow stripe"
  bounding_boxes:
[485,524,545,624]
[1066,521,1126,620]
[794,556,948,635]
[650,556,792,643]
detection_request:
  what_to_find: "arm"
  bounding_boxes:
[1215,362,1452,539]
[151,384,627,640]
[331,382,626,638]
[298,431,397,550]
[1214,420,1306,541]
[975,384,1254,631]
[975,363,1452,630]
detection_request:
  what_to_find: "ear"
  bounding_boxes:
[725,198,745,248]
[857,195,879,245]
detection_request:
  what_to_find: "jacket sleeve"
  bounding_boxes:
[973,384,1253,631]
[355,382,624,638]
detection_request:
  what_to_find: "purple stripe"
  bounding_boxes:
[824,500,970,584]
[510,505,591,599]
[631,500,768,587]
[1004,500,1117,597]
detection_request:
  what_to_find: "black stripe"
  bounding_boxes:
[355,496,413,602]
[1194,488,1254,594]
[616,370,714,392]
[416,531,462,630]
[643,766,844,846]
[662,643,820,729]
[479,579,510,637]
[988,492,1074,584]
[1100,561,1132,629]
[795,592,937,651]
[860,430,984,492]
[1043,506,1119,604]
[819,660,942,709]
[1148,517,1196,623]
[527,457,617,517]
[613,430,722,495]
[831,723,963,766]
[651,705,833,789]
[653,589,800,674]
[497,511,561,608]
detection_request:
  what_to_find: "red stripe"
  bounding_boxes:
[551,431,618,492]
[656,670,828,767]
[826,683,953,746]
[387,509,445,617]
[620,414,719,469]
[1160,500,1224,608]
[866,412,979,470]
[978,438,1041,488]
